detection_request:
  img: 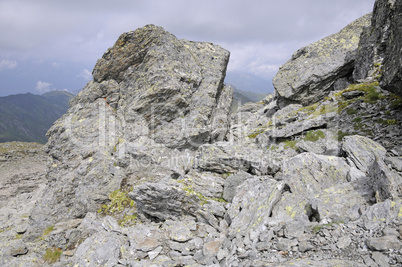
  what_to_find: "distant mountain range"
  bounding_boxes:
[0,90,74,144]
[225,71,274,94]
[0,86,267,144]
[231,86,270,111]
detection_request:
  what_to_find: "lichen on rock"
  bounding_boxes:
[273,13,371,107]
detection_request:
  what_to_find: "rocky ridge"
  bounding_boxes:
[1,1,402,266]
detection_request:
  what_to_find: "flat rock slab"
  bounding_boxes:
[367,235,401,251]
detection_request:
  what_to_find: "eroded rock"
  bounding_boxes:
[273,14,371,106]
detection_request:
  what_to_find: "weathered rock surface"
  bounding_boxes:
[0,142,47,265]
[354,0,402,97]
[2,6,402,266]
[380,0,402,97]
[25,24,232,241]
[273,14,371,106]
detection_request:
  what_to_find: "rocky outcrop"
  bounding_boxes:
[354,0,402,98]
[24,24,233,241]
[2,6,402,266]
[273,14,371,107]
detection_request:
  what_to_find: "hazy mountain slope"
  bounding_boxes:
[0,91,74,144]
[225,71,274,94]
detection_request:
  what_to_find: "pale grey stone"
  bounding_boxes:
[371,252,390,267]
[367,235,401,251]
[342,135,387,173]
[148,246,163,260]
[223,171,253,202]
[273,14,371,106]
[337,235,352,249]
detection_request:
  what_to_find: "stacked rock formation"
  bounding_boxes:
[0,0,402,266]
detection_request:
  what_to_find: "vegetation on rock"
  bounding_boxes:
[43,247,62,264]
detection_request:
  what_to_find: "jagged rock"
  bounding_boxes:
[183,171,225,199]
[262,112,337,141]
[222,171,253,202]
[273,14,371,106]
[0,142,47,265]
[3,9,402,267]
[256,259,366,267]
[342,135,402,201]
[26,24,232,241]
[369,159,402,201]
[0,142,46,229]
[367,235,401,251]
[362,199,402,230]
[385,157,402,172]
[195,141,281,175]
[227,177,289,235]
[72,230,128,266]
[129,179,201,222]
[371,252,390,267]
[281,153,350,198]
[272,152,353,223]
[342,135,387,173]
[353,0,402,97]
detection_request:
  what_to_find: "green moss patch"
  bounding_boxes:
[118,214,138,227]
[376,118,398,125]
[312,221,344,234]
[335,131,350,142]
[283,140,298,150]
[43,225,54,236]
[98,189,135,214]
[346,108,357,115]
[304,130,325,142]
[98,189,139,227]
[43,247,62,264]
[247,121,273,139]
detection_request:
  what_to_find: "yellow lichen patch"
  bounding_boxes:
[247,120,273,139]
[285,206,296,218]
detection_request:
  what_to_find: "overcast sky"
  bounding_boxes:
[0,0,375,96]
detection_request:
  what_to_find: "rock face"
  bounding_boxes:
[354,0,402,97]
[25,24,232,239]
[2,6,402,266]
[273,14,371,107]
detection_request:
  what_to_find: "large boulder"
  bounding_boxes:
[273,14,371,107]
[342,135,402,201]
[379,0,402,97]
[354,0,402,97]
[25,25,233,240]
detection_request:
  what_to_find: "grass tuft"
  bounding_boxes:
[43,248,62,264]
[304,130,325,142]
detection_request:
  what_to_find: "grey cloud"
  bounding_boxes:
[0,0,375,95]
[0,0,374,56]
